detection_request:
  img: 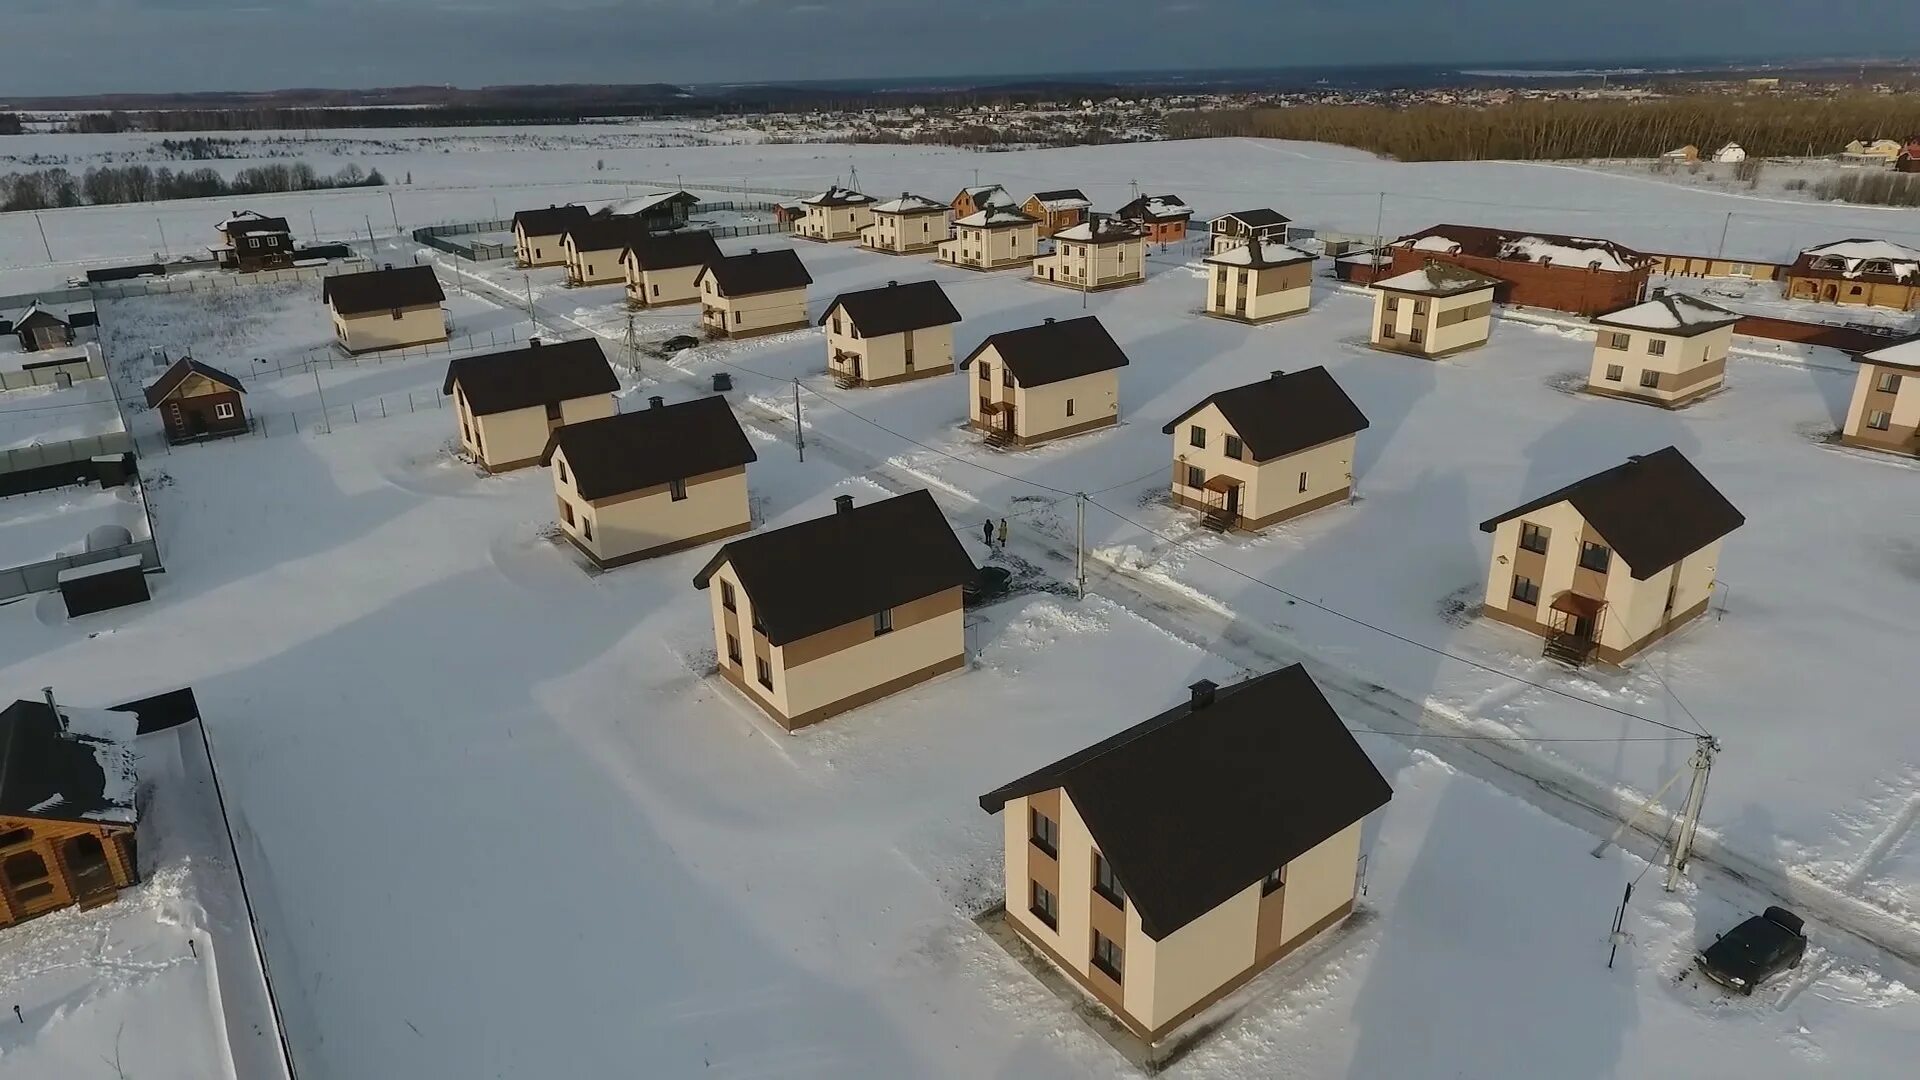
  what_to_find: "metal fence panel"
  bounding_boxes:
[0,538,160,603]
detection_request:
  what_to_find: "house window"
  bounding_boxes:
[1604,364,1625,382]
[560,500,575,526]
[1413,299,1429,316]
[1093,853,1126,908]
[213,402,235,420]
[557,459,568,483]
[581,517,594,541]
[1092,930,1124,982]
[0,827,31,849]
[1511,575,1541,606]
[1409,328,1425,345]
[1185,464,1205,489]
[1519,522,1550,554]
[1029,809,1059,858]
[756,657,773,689]
[1223,434,1243,460]
[1384,296,1399,312]
[1030,881,1059,929]
[1604,332,1630,350]
[669,478,687,501]
[3,851,53,904]
[391,308,403,320]
[1381,324,1396,339]
[1866,409,1893,430]
[1646,338,1667,357]
[1002,368,1014,389]
[1579,541,1612,573]
[1729,262,1752,277]
[734,311,743,324]
[1877,372,1903,393]
[979,362,990,382]
[1189,425,1206,449]
[726,634,741,665]
[1262,866,1286,895]
[832,316,842,334]
[873,608,893,635]
[1639,370,1662,389]
[721,581,736,611]
[546,402,563,422]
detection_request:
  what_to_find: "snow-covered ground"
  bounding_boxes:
[4,133,1920,1077]
[0,378,123,453]
[0,483,147,568]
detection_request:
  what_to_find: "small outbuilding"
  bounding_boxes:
[545,395,757,567]
[513,204,592,267]
[144,357,248,442]
[861,194,952,255]
[11,304,73,352]
[961,316,1129,447]
[1202,240,1316,324]
[696,249,813,339]
[1588,290,1740,407]
[323,265,448,353]
[1839,337,1920,459]
[1369,262,1499,358]
[1208,209,1291,254]
[820,280,962,388]
[1032,214,1146,292]
[58,555,150,618]
[938,206,1040,271]
[796,186,876,243]
[622,231,723,309]
[0,695,140,929]
[1712,142,1747,164]
[444,337,620,472]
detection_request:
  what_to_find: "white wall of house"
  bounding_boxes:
[334,303,446,353]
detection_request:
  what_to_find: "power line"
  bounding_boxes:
[1350,730,1693,744]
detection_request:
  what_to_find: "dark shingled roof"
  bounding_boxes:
[978,665,1392,941]
[513,204,591,235]
[1162,367,1369,462]
[563,217,655,253]
[818,280,962,337]
[441,338,619,416]
[0,699,138,825]
[959,316,1130,389]
[693,490,976,646]
[696,249,813,297]
[1029,188,1090,204]
[625,231,723,272]
[1117,193,1194,222]
[542,396,757,501]
[1479,446,1745,579]
[1213,209,1291,229]
[323,265,445,316]
[144,357,246,408]
[219,215,290,237]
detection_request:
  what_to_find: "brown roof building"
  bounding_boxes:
[621,232,723,309]
[444,338,620,472]
[953,184,1019,220]
[144,358,248,443]
[1369,262,1500,358]
[820,280,962,388]
[1020,189,1092,238]
[962,316,1129,447]
[1208,209,1291,254]
[1116,193,1193,245]
[214,210,295,272]
[1032,214,1146,292]
[513,204,592,267]
[696,249,813,339]
[322,265,448,354]
[1163,368,1368,532]
[938,206,1040,272]
[861,194,952,255]
[0,695,141,931]
[1587,290,1740,407]
[1386,224,1655,316]
[1783,239,1920,311]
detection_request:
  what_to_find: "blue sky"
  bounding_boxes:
[2,1,1915,96]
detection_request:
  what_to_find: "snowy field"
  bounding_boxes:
[0,378,122,452]
[2,133,1920,1077]
[0,483,147,569]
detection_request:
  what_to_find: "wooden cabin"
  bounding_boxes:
[1208,209,1291,255]
[144,357,248,443]
[1020,189,1092,238]
[0,697,140,930]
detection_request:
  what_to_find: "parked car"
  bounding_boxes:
[1695,906,1806,994]
[963,565,1013,607]
[656,335,700,356]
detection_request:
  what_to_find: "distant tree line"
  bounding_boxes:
[1165,97,1920,162]
[0,161,385,212]
[768,124,1128,148]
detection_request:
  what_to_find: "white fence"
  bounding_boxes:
[2,428,133,477]
[0,537,159,603]
[88,259,371,300]
[0,342,107,392]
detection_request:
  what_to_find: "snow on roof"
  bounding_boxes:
[1136,195,1192,220]
[0,378,124,453]
[1373,263,1500,296]
[57,554,145,584]
[801,185,874,207]
[1593,291,1739,334]
[605,190,696,217]
[1029,188,1091,211]
[0,699,139,825]
[870,194,947,214]
[1204,240,1317,268]
[1054,216,1142,243]
[1859,337,1920,371]
[1410,235,1461,253]
[1498,235,1638,272]
[954,206,1036,228]
[962,185,1019,209]
[1804,239,1920,267]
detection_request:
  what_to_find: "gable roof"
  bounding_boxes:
[1592,291,1740,336]
[563,216,656,253]
[1478,446,1745,579]
[441,338,618,415]
[12,303,69,330]
[0,699,139,826]
[696,249,812,297]
[217,213,290,237]
[1394,223,1653,273]
[1212,209,1291,230]
[512,204,592,235]
[1162,367,1369,462]
[1856,336,1920,372]
[1791,239,1920,284]
[322,265,445,316]
[959,316,1130,388]
[871,193,949,215]
[692,489,975,646]
[802,185,875,208]
[978,665,1392,941]
[144,357,246,407]
[1028,188,1092,210]
[1203,239,1316,269]
[1117,194,1193,222]
[624,231,723,272]
[958,184,1019,209]
[603,190,699,218]
[954,206,1038,228]
[818,280,961,337]
[1054,214,1144,244]
[543,396,756,500]
[1372,261,1502,296]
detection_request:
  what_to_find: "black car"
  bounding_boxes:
[657,335,700,355]
[1695,906,1806,994]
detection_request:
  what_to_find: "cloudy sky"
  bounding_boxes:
[3,1,1915,96]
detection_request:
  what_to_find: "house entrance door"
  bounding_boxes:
[1224,485,1240,516]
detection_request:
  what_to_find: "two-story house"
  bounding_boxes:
[1369,262,1499,358]
[1116,193,1193,245]
[562,218,652,286]
[953,184,1019,220]
[1202,240,1316,324]
[961,316,1129,447]
[622,231,723,309]
[938,206,1040,271]
[544,394,757,568]
[1479,446,1745,665]
[214,210,295,272]
[978,665,1392,1045]
[1587,290,1740,407]
[862,194,952,255]
[693,489,976,731]
[818,280,962,388]
[0,695,141,931]
[1783,239,1920,311]
[1207,209,1291,255]
[1162,367,1369,532]
[1020,189,1092,238]
[1839,337,1920,458]
[444,337,620,472]
[797,186,876,242]
[1032,215,1146,292]
[696,249,813,339]
[322,265,448,354]
[512,204,591,267]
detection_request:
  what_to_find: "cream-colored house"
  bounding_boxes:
[819,280,962,388]
[1368,262,1499,358]
[562,219,651,286]
[1479,446,1744,665]
[961,316,1129,447]
[861,194,952,255]
[1163,368,1368,532]
[693,489,976,731]
[322,265,447,354]
[545,394,757,568]
[1202,241,1316,324]
[1032,215,1146,292]
[1208,209,1291,255]
[1844,138,1904,161]
[1712,142,1747,164]
[696,249,813,339]
[512,204,590,267]
[1839,337,1920,458]
[1588,290,1739,407]
[622,232,722,309]
[444,337,619,472]
[979,665,1392,1045]
[796,186,876,242]
[938,206,1041,271]
[1661,145,1700,163]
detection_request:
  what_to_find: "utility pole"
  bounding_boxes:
[1074,493,1087,599]
[621,310,641,374]
[972,167,980,187]
[308,208,319,243]
[1665,735,1720,891]
[523,273,538,334]
[364,216,377,260]
[312,366,331,435]
[34,212,52,262]
[793,378,805,461]
[388,191,401,233]
[156,218,169,258]
[1373,192,1386,270]
[1714,211,1733,261]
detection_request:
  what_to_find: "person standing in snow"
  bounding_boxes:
[982,519,995,549]
[997,518,1009,549]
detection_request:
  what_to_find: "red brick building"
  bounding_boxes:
[1385,224,1655,316]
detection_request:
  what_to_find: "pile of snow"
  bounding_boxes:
[1372,264,1499,295]
[1134,195,1192,220]
[1411,234,1462,253]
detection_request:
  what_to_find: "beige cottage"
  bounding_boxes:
[1203,240,1316,324]
[962,316,1129,447]
[693,490,976,731]
[861,194,952,255]
[1588,291,1739,407]
[1032,215,1146,292]
[622,232,722,309]
[512,205,591,267]
[1369,262,1498,358]
[1844,138,1904,161]
[322,265,447,354]
[938,206,1041,271]
[444,338,620,472]
[796,186,876,242]
[819,280,962,388]
[1163,368,1368,532]
[979,666,1391,1044]
[1480,447,1744,665]
[1839,337,1920,458]
[562,219,653,286]
[697,249,813,339]
[544,395,757,568]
